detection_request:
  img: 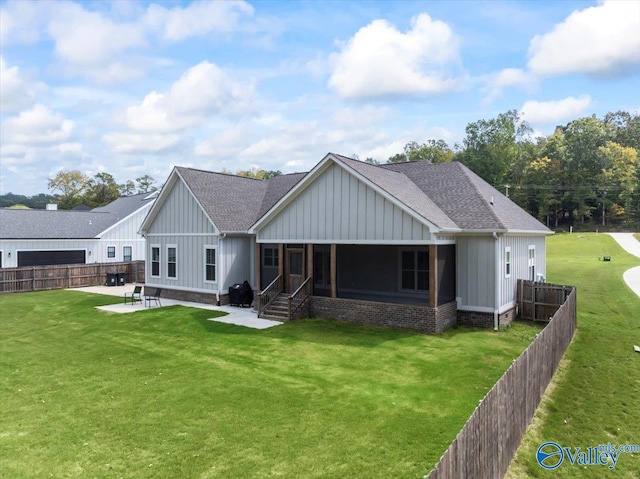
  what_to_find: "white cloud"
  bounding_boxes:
[520,95,592,125]
[328,13,462,98]
[123,61,253,134]
[101,132,185,154]
[1,104,74,145]
[527,1,640,77]
[482,68,537,105]
[0,56,38,112]
[143,0,254,41]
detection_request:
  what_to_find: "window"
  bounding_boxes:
[205,247,216,282]
[107,246,115,259]
[151,246,160,277]
[528,246,536,281]
[400,250,429,291]
[123,246,132,262]
[505,247,511,278]
[167,245,177,279]
[263,246,278,268]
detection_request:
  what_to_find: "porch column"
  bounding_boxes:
[330,244,337,298]
[306,244,313,294]
[255,243,261,291]
[429,244,438,308]
[278,243,284,279]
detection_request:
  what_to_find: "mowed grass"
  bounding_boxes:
[508,233,640,478]
[0,291,540,478]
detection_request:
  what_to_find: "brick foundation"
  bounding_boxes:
[143,286,231,306]
[457,306,517,329]
[308,297,457,333]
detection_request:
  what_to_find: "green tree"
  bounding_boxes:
[119,180,136,196]
[599,141,638,224]
[456,110,532,187]
[47,170,90,209]
[387,140,454,164]
[136,175,157,194]
[83,172,121,207]
[236,168,282,180]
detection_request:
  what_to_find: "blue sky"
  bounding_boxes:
[1,0,639,195]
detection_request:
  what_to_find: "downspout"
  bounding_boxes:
[493,232,500,331]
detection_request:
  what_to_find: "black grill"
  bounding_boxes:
[228,281,254,307]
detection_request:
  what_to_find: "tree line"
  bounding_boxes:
[1,172,159,210]
[3,110,638,227]
[365,110,639,229]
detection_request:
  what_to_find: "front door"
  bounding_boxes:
[286,248,304,293]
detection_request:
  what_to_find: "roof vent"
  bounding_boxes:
[490,196,494,206]
[46,204,58,211]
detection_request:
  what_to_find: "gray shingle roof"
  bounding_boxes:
[0,193,155,239]
[176,168,266,232]
[172,156,549,235]
[175,167,305,232]
[382,161,550,232]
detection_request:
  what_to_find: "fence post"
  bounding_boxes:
[32,267,36,292]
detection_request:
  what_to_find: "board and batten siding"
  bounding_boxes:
[456,236,496,311]
[258,163,433,243]
[220,236,253,290]
[145,178,219,292]
[146,179,216,236]
[498,235,546,309]
[146,234,218,291]
[101,204,152,240]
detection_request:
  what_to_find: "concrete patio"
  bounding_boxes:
[72,284,282,330]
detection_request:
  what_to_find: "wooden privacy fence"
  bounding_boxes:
[0,261,145,293]
[428,284,576,479]
[517,279,573,321]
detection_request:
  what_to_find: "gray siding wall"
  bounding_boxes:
[258,163,433,243]
[146,235,219,292]
[456,236,496,310]
[145,178,219,292]
[101,204,153,240]
[220,236,253,290]
[147,179,216,235]
[499,235,547,309]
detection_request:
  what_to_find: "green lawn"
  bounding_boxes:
[0,290,539,478]
[507,233,640,478]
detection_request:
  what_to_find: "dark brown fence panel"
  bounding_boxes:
[517,280,573,321]
[428,285,576,479]
[0,261,145,293]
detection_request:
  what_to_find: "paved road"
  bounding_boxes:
[607,233,640,298]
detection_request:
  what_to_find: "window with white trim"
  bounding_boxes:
[205,247,216,282]
[505,247,511,278]
[167,245,177,279]
[123,246,132,262]
[528,245,536,281]
[151,245,160,277]
[107,246,115,259]
[263,246,279,268]
[400,250,429,291]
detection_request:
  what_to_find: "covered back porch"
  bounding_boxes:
[255,242,458,332]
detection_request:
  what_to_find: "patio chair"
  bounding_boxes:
[124,285,143,305]
[145,288,162,308]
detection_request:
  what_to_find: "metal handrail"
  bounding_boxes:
[257,275,282,318]
[288,276,311,319]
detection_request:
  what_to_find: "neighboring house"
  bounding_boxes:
[0,193,156,268]
[140,154,551,332]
